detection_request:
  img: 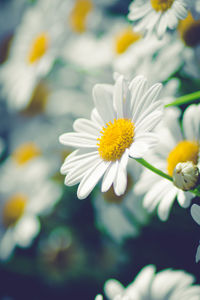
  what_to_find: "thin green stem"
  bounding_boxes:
[190,188,200,197]
[134,158,173,181]
[165,90,200,108]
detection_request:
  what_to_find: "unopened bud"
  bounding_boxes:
[173,162,199,191]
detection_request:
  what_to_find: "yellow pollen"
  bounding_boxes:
[178,13,200,47]
[114,27,141,55]
[97,118,134,162]
[103,173,133,204]
[2,194,27,228]
[28,33,49,64]
[69,0,93,33]
[167,140,199,177]
[151,0,174,12]
[22,81,49,116]
[12,142,41,165]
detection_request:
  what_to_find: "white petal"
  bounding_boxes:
[130,265,156,294]
[157,187,177,221]
[77,160,110,199]
[113,151,129,196]
[135,110,163,134]
[93,84,115,125]
[177,190,193,208]
[196,245,200,263]
[14,215,40,247]
[61,150,98,174]
[183,104,200,141]
[191,204,200,225]
[65,155,100,186]
[104,279,124,299]
[59,132,98,148]
[73,118,101,135]
[132,83,162,123]
[114,75,124,119]
[101,161,118,192]
[129,76,148,117]
[129,133,158,158]
[91,108,104,127]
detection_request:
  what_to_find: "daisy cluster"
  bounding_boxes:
[0,0,200,298]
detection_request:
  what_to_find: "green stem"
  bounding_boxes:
[165,90,200,108]
[134,158,173,182]
[190,188,200,197]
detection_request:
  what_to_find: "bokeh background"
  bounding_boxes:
[0,0,200,299]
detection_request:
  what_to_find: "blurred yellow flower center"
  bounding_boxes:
[167,140,199,176]
[151,0,174,12]
[115,28,141,55]
[22,82,49,116]
[28,33,49,64]
[103,173,133,203]
[2,194,27,228]
[97,119,134,161]
[69,0,93,33]
[178,13,200,47]
[12,142,41,165]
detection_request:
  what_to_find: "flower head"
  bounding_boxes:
[135,104,200,221]
[59,74,163,199]
[98,265,200,299]
[128,0,189,38]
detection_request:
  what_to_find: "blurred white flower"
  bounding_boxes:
[135,104,200,221]
[178,12,200,48]
[187,0,200,20]
[0,0,71,110]
[20,65,94,118]
[63,18,162,72]
[128,0,189,38]
[132,34,184,83]
[93,160,149,243]
[59,74,163,199]
[179,13,200,78]
[98,265,200,299]
[0,157,62,260]
[64,20,184,85]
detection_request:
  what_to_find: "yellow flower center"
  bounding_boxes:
[12,142,41,165]
[69,0,93,33]
[167,140,199,177]
[103,173,133,203]
[97,118,134,162]
[28,33,49,64]
[114,27,141,55]
[2,194,27,228]
[151,0,174,12]
[22,81,49,116]
[178,13,200,47]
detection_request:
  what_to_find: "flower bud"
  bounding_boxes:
[173,161,199,191]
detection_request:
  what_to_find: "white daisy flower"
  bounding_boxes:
[0,0,71,110]
[63,18,163,73]
[128,0,189,38]
[59,74,164,199]
[96,265,200,300]
[0,158,62,260]
[135,104,200,221]
[20,65,93,118]
[93,160,149,243]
